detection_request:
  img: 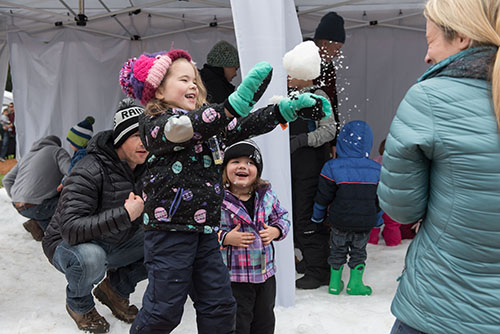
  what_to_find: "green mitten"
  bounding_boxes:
[224,61,273,117]
[278,92,332,123]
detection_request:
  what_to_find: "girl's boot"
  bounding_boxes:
[328,265,344,295]
[346,264,372,295]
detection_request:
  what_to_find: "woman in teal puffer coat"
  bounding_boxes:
[377,1,500,333]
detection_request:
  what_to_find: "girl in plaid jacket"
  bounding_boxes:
[219,139,290,334]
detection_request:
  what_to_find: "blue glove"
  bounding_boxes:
[278,92,332,123]
[224,61,273,117]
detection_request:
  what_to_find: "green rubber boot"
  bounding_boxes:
[328,265,344,295]
[346,264,372,296]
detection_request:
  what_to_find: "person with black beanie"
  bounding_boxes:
[293,11,346,290]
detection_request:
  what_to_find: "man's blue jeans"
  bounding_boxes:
[14,195,60,231]
[391,319,427,334]
[0,131,10,158]
[52,228,147,314]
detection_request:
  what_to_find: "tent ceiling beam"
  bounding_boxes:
[0,1,71,21]
[59,0,77,17]
[188,0,231,8]
[141,19,234,40]
[143,10,234,30]
[97,0,134,38]
[62,23,132,39]
[6,11,57,26]
[378,23,423,32]
[297,0,364,16]
[377,11,421,24]
[85,0,177,22]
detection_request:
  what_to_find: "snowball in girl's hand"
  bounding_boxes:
[269,95,285,104]
[282,41,321,80]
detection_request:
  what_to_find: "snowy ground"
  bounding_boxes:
[0,187,409,334]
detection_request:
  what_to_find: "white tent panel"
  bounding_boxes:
[231,0,302,308]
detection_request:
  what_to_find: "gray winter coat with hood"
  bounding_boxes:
[3,135,70,204]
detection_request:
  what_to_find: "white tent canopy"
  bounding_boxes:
[0,0,428,308]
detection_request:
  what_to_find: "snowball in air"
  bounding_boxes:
[283,41,321,80]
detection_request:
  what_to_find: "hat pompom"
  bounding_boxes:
[119,58,138,99]
[85,116,95,125]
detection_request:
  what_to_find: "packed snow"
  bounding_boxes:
[283,41,321,80]
[0,187,409,334]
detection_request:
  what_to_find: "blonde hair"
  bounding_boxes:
[145,58,207,116]
[424,0,500,128]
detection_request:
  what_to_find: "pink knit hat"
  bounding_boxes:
[119,49,193,106]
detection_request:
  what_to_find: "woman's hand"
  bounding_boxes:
[224,224,256,247]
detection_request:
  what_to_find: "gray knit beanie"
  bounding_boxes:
[206,41,240,68]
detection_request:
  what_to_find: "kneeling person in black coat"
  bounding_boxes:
[42,98,149,333]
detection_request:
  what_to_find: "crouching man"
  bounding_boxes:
[42,98,148,333]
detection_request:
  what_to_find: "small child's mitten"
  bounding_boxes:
[224,62,273,117]
[278,93,332,123]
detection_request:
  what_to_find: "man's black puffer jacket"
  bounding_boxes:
[42,130,146,263]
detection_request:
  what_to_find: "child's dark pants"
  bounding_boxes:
[231,275,276,334]
[131,230,236,334]
[328,227,370,270]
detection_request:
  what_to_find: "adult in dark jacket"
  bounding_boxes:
[3,135,70,240]
[313,11,345,153]
[42,98,148,334]
[289,79,336,289]
[199,40,239,103]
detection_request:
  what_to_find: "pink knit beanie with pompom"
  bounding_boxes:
[119,49,193,105]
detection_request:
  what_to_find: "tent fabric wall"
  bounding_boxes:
[298,8,428,155]
[0,39,9,112]
[335,26,428,155]
[8,8,237,155]
[231,0,301,308]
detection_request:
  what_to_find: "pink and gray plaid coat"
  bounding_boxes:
[219,185,290,283]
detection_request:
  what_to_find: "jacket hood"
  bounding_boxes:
[336,120,373,158]
[29,135,62,152]
[87,130,148,177]
[86,130,119,161]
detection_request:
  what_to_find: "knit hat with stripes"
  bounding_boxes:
[67,116,95,149]
[113,97,144,147]
[119,49,193,106]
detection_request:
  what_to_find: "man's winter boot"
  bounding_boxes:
[296,274,329,289]
[346,264,372,295]
[328,265,344,295]
[295,259,306,274]
[22,219,44,241]
[93,277,139,323]
[66,305,110,333]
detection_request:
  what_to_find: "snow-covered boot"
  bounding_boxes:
[328,265,344,295]
[346,264,372,296]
